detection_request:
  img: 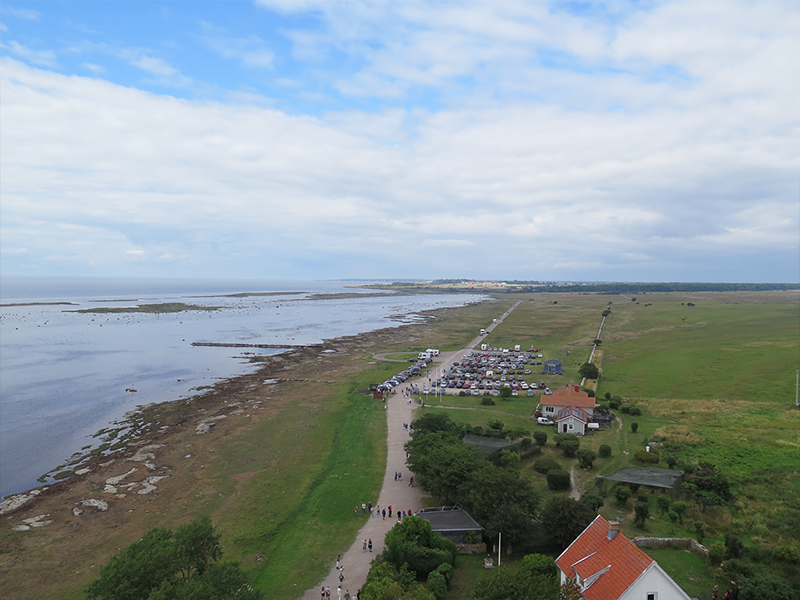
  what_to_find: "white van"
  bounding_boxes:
[480,329,486,335]
[427,348,440,357]
[418,351,431,360]
[481,343,487,351]
[514,345,521,352]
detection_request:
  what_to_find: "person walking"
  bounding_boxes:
[325,586,330,599]
[362,539,367,552]
[338,585,342,600]
[368,538,373,552]
[408,476,414,486]
[321,587,325,600]
[388,506,392,518]
[382,508,386,520]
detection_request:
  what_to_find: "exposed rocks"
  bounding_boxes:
[0,488,48,516]
[12,514,52,531]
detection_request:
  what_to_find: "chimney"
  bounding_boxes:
[608,521,620,541]
[574,385,580,392]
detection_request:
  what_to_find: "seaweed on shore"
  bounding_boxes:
[67,302,220,314]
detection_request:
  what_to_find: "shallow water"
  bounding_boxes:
[0,278,483,498]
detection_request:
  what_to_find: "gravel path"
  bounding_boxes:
[298,301,521,599]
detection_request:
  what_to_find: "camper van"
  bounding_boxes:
[481,343,488,351]
[426,348,440,357]
[480,328,486,335]
[514,345,521,352]
[418,351,432,360]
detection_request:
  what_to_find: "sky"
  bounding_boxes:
[1,0,798,283]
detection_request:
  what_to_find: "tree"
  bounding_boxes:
[665,455,677,468]
[578,363,599,380]
[724,533,744,559]
[634,501,650,529]
[656,494,672,515]
[631,422,639,433]
[539,497,598,550]
[598,444,612,458]
[85,519,260,600]
[581,493,604,511]
[576,449,596,470]
[533,431,547,446]
[499,386,512,399]
[671,502,688,525]
[383,516,456,579]
[738,574,797,600]
[488,418,504,430]
[426,570,446,600]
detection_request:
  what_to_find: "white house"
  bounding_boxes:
[556,515,691,600]
[556,405,588,435]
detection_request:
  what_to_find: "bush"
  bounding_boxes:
[634,501,650,529]
[458,391,466,397]
[520,437,532,449]
[546,469,571,491]
[630,421,639,433]
[598,444,612,458]
[581,493,604,511]
[723,558,754,579]
[583,389,595,398]
[480,397,495,406]
[499,387,512,399]
[620,404,631,414]
[774,545,800,564]
[614,486,632,506]
[738,574,797,600]
[578,363,599,379]
[436,562,454,584]
[708,541,727,566]
[427,570,447,600]
[629,407,642,416]
[462,530,477,544]
[577,449,597,470]
[656,495,672,515]
[534,458,561,474]
[488,419,504,430]
[561,437,580,458]
[604,392,611,400]
[608,398,621,409]
[533,431,547,446]
[633,450,659,465]
[665,455,677,468]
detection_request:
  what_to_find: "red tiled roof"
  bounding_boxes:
[548,385,596,409]
[556,406,588,423]
[557,515,654,600]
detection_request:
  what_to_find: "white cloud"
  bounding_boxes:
[1,0,798,281]
[4,41,56,66]
[82,62,105,75]
[2,7,41,21]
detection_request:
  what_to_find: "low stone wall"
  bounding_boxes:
[632,536,709,558]
[456,543,487,555]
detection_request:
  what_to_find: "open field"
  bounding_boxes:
[1,290,798,599]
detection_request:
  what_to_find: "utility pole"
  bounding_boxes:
[498,532,501,567]
[796,370,799,408]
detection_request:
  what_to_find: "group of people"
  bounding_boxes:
[321,556,361,600]
[712,586,736,600]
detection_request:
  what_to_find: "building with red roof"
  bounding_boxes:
[541,385,597,418]
[556,515,691,600]
[556,405,589,435]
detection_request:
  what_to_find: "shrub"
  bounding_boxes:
[628,407,642,416]
[534,458,560,474]
[520,437,532,449]
[581,493,604,511]
[614,486,632,506]
[604,392,611,400]
[488,419,504,430]
[458,391,466,396]
[725,534,744,559]
[608,397,620,409]
[547,469,571,491]
[480,397,495,406]
[633,450,660,465]
[598,444,612,458]
[694,521,704,543]
[427,570,447,600]
[561,437,580,458]
[665,455,677,468]
[630,422,639,433]
[738,574,796,600]
[773,545,799,564]
[577,449,597,470]
[533,431,547,446]
[634,501,649,529]
[583,389,595,398]
[723,558,754,579]
[620,404,631,414]
[436,562,454,584]
[708,541,727,566]
[462,530,477,544]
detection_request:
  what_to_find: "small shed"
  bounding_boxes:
[415,507,484,544]
[543,359,563,374]
[597,467,685,499]
[556,405,588,435]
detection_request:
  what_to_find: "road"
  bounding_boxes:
[298,301,521,599]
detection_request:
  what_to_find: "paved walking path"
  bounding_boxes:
[298,301,521,599]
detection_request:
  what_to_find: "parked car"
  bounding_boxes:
[537,417,554,426]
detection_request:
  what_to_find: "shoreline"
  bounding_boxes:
[0,298,490,600]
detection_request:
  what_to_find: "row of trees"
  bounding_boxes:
[405,412,541,550]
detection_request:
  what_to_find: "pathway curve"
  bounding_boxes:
[298,301,521,599]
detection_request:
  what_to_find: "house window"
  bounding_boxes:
[647,593,658,600]
[568,424,574,430]
[545,406,554,413]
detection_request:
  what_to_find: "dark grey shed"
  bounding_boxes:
[415,507,484,544]
[543,359,563,374]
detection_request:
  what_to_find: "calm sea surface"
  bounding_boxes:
[0,277,483,499]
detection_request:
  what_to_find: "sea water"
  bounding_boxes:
[0,277,483,499]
